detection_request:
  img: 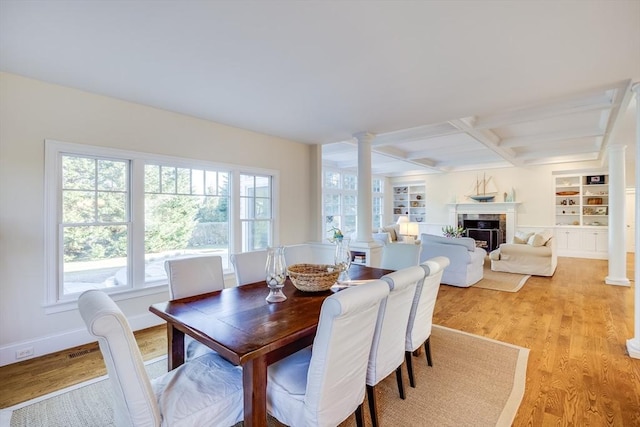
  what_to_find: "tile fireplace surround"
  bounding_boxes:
[447,202,521,245]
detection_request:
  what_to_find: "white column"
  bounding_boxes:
[605,145,630,285]
[627,83,640,359]
[354,132,374,243]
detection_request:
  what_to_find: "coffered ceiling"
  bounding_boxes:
[323,80,635,175]
[1,1,639,177]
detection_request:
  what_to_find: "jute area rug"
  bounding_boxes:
[472,262,531,292]
[3,326,528,427]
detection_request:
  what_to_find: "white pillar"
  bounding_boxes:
[605,145,629,285]
[354,132,374,243]
[627,83,640,359]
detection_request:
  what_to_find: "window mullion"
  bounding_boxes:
[130,158,145,288]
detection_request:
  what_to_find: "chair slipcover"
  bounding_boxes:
[231,250,268,286]
[163,255,225,299]
[404,256,450,386]
[366,266,425,426]
[379,243,422,270]
[164,255,225,359]
[266,280,390,427]
[283,244,316,266]
[78,290,243,427]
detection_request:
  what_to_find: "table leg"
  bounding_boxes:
[167,325,185,371]
[242,356,268,427]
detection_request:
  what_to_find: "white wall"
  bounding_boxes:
[0,72,314,365]
[390,163,609,228]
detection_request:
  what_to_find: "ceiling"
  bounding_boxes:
[1,1,639,177]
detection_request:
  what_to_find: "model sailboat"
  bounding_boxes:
[468,173,497,202]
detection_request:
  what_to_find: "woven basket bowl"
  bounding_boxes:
[287,263,340,292]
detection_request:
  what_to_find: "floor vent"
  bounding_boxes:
[67,347,99,359]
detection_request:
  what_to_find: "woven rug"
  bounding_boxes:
[3,326,528,427]
[472,263,531,292]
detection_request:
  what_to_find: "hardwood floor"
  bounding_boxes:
[0,325,167,408]
[1,256,638,425]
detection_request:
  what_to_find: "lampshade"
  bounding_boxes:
[396,215,410,225]
[407,222,419,237]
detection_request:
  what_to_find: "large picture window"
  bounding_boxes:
[45,140,276,304]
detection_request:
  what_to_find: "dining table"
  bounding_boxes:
[149,263,393,427]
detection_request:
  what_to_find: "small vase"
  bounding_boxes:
[265,246,287,303]
[334,239,351,283]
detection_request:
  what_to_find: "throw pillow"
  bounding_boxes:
[513,231,534,244]
[527,230,553,247]
[379,225,398,242]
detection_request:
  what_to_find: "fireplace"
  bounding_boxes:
[462,217,503,251]
[447,202,520,251]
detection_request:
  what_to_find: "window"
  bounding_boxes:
[143,165,230,285]
[239,174,273,251]
[60,155,130,297]
[322,169,385,238]
[45,140,276,305]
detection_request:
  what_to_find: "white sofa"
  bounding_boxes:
[419,234,486,287]
[489,230,557,276]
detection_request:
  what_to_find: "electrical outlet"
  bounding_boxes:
[16,347,34,359]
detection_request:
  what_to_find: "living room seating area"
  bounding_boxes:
[419,234,486,287]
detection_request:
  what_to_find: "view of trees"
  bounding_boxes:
[62,156,230,263]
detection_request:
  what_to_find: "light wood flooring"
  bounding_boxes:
[1,256,639,426]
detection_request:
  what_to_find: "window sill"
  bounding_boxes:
[43,284,169,314]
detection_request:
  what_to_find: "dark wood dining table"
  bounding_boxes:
[149,263,393,427]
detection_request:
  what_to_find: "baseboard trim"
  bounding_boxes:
[605,276,631,286]
[0,312,164,367]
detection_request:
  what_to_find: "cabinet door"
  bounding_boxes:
[555,228,581,251]
[580,230,608,253]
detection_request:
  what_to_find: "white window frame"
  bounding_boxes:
[44,140,279,311]
[321,168,386,238]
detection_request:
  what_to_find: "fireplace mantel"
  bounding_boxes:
[448,202,521,244]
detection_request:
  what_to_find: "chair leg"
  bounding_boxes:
[367,384,379,427]
[355,403,364,427]
[395,365,406,399]
[405,351,416,388]
[425,337,433,367]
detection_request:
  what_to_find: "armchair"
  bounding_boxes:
[419,234,486,287]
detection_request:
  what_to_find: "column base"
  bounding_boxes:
[626,338,640,359]
[604,276,631,286]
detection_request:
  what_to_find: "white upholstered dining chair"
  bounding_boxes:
[164,255,225,359]
[379,243,422,270]
[78,290,243,427]
[230,250,268,286]
[164,255,225,299]
[266,280,390,427]
[405,256,450,387]
[366,265,425,427]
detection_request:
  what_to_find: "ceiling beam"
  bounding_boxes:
[372,122,460,146]
[449,118,524,167]
[472,83,627,130]
[499,127,605,148]
[597,79,635,165]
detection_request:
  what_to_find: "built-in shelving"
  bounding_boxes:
[392,184,426,223]
[554,173,608,259]
[555,174,608,227]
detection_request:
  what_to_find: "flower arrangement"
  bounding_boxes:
[328,227,344,243]
[442,225,465,238]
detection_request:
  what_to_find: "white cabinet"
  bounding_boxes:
[554,227,608,259]
[392,184,426,223]
[554,173,608,259]
[554,228,582,252]
[580,229,608,254]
